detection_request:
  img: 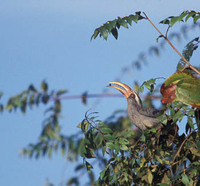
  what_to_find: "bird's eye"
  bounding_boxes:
[130,94,135,98]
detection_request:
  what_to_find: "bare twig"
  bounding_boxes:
[172,129,196,163]
[52,93,161,101]
[187,138,199,150]
[143,12,200,75]
[180,65,194,72]
[165,26,170,38]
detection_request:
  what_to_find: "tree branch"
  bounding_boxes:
[172,129,196,163]
[58,93,161,100]
[143,12,200,75]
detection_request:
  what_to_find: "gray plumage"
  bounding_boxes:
[127,96,162,131]
[108,82,163,131]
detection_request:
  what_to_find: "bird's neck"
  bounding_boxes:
[127,99,142,114]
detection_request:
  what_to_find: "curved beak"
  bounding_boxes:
[108,82,133,98]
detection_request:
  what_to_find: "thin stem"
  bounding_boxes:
[52,93,161,101]
[172,129,196,163]
[143,12,200,75]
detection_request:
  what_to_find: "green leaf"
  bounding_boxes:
[106,142,115,149]
[140,157,146,167]
[41,95,49,104]
[104,22,113,33]
[119,144,129,151]
[47,147,52,158]
[108,20,117,29]
[147,170,153,184]
[55,100,61,113]
[0,104,3,112]
[97,121,105,127]
[192,161,200,166]
[181,174,189,186]
[190,147,200,156]
[104,134,115,142]
[131,14,140,23]
[91,29,100,40]
[119,138,129,145]
[139,85,144,93]
[100,169,106,179]
[61,142,65,156]
[91,12,144,40]
[141,133,146,142]
[196,140,200,148]
[20,96,27,113]
[187,117,194,129]
[102,146,106,156]
[78,119,89,132]
[194,15,200,23]
[111,28,118,39]
[125,16,133,25]
[142,79,156,92]
[35,93,42,105]
[100,127,113,134]
[94,133,102,147]
[28,84,37,92]
[147,128,156,133]
[117,18,128,28]
[185,11,196,22]
[67,177,79,185]
[56,89,67,96]
[170,17,180,27]
[159,18,170,24]
[131,159,135,166]
[173,110,184,122]
[75,164,84,171]
[28,94,35,108]
[41,80,48,92]
[171,12,187,27]
[100,27,108,40]
[160,11,198,27]
[80,145,86,158]
[176,78,200,108]
[86,161,93,171]
[85,148,96,158]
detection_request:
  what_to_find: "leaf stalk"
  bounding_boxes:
[143,12,200,75]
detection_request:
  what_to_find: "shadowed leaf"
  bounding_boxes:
[161,72,200,108]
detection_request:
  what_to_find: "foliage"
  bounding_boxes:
[3,81,84,160]
[78,108,200,185]
[78,9,200,185]
[161,72,200,108]
[91,11,200,41]
[91,11,145,40]
[1,9,200,186]
[177,37,200,72]
[160,10,200,27]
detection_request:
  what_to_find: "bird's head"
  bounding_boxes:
[108,82,142,107]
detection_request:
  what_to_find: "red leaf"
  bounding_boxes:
[160,84,177,104]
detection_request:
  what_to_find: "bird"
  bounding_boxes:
[108,82,163,131]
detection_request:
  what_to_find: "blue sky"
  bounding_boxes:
[0,0,200,185]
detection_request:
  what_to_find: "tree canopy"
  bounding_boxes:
[1,10,200,186]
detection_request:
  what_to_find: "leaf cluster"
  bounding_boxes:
[78,105,200,185]
[2,9,200,186]
[1,81,81,160]
[91,12,145,40]
[160,10,200,27]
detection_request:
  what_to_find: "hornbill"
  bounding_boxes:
[108,82,163,131]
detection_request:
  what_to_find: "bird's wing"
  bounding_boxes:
[138,107,162,118]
